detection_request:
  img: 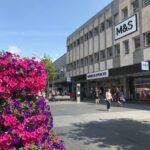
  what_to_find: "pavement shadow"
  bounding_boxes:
[67,119,150,150]
[112,102,150,111]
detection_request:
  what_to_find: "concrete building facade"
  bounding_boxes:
[66,0,150,101]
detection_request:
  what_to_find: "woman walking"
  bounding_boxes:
[105,88,112,111]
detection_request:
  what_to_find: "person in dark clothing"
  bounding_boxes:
[113,87,122,105]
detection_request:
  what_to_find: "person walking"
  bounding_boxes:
[95,87,99,104]
[113,87,122,106]
[105,88,112,111]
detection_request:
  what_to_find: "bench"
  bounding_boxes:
[53,95,71,101]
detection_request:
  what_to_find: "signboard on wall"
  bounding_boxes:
[115,15,137,40]
[141,61,149,71]
[87,70,109,80]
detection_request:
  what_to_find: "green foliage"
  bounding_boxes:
[29,145,39,150]
[41,54,57,81]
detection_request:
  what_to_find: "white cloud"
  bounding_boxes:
[7,46,21,54]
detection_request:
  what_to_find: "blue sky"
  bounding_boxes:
[0,0,112,61]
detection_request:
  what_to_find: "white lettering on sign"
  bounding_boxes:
[87,70,109,80]
[115,15,137,40]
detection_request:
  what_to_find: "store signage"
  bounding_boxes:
[141,61,149,71]
[87,70,109,80]
[115,15,137,40]
[67,77,71,82]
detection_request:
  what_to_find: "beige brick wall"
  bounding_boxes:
[143,47,150,61]
[106,28,112,47]
[84,41,88,56]
[107,59,113,69]
[89,65,93,73]
[89,39,93,55]
[94,63,99,72]
[100,32,105,50]
[94,36,99,52]
[142,6,150,33]
[100,61,106,70]
[84,66,88,74]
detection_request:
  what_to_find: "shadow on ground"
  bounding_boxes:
[59,119,150,150]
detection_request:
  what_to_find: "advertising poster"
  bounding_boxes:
[135,78,150,101]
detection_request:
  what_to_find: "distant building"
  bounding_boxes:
[53,53,71,95]
[66,0,150,101]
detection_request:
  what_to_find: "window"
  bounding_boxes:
[107,47,113,59]
[106,18,112,29]
[114,44,120,56]
[89,55,93,65]
[100,50,105,61]
[94,27,99,36]
[89,30,93,39]
[114,13,119,25]
[123,40,129,54]
[143,0,150,7]
[132,0,139,13]
[77,39,80,46]
[73,41,77,49]
[145,32,150,47]
[80,59,84,67]
[80,36,84,44]
[84,33,89,41]
[84,57,88,66]
[73,62,76,69]
[134,36,140,50]
[67,45,70,51]
[76,60,80,68]
[94,52,99,63]
[100,22,105,32]
[122,7,128,20]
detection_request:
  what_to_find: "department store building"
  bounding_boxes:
[66,0,150,101]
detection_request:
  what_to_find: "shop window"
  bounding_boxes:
[106,17,112,29]
[94,52,99,63]
[114,13,119,25]
[123,40,129,54]
[107,47,113,59]
[145,32,150,48]
[122,7,128,20]
[100,50,105,61]
[89,30,93,39]
[132,0,139,13]
[135,78,150,101]
[143,0,150,7]
[100,22,105,32]
[114,44,120,56]
[84,57,88,66]
[89,55,93,65]
[134,36,141,51]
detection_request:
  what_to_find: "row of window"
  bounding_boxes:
[67,0,149,51]
[67,32,150,71]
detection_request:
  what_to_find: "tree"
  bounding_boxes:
[41,54,57,99]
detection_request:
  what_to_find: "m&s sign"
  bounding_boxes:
[115,15,137,40]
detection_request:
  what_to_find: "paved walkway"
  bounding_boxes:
[50,101,150,150]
